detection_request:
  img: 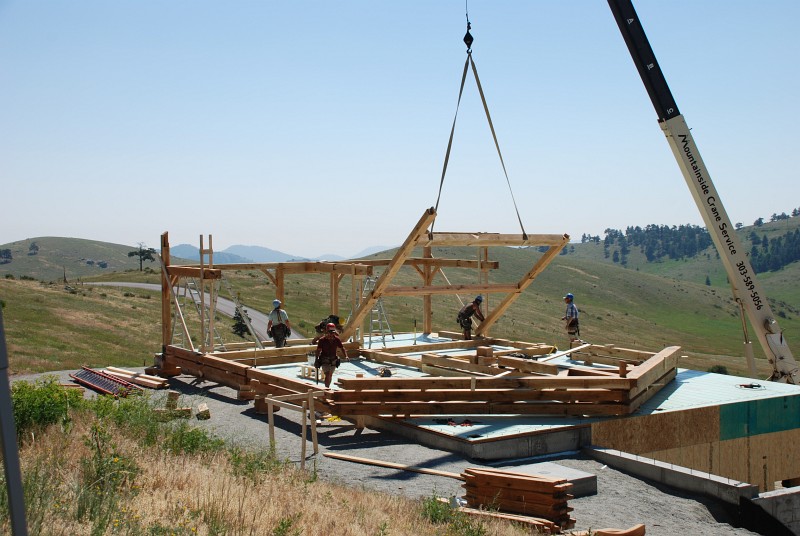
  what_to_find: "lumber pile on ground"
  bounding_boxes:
[103,367,168,389]
[323,452,576,532]
[462,467,575,530]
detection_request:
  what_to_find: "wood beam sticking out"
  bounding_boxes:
[166,266,222,279]
[182,261,373,276]
[420,233,569,247]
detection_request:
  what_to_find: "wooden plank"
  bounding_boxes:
[323,452,463,480]
[626,367,677,412]
[330,387,628,403]
[382,283,519,297]
[336,375,633,390]
[360,339,490,355]
[496,356,560,375]
[420,233,568,247]
[360,350,422,369]
[165,266,222,279]
[356,258,499,270]
[328,400,628,416]
[627,346,680,395]
[450,506,558,533]
[537,343,592,362]
[421,353,502,375]
[200,355,252,375]
[463,484,570,505]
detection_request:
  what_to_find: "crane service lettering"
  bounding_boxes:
[716,221,737,256]
[679,134,710,196]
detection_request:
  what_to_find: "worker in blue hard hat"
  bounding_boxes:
[457,295,485,340]
[267,298,292,348]
[561,293,580,347]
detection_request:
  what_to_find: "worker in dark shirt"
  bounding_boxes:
[314,323,348,388]
[457,295,485,340]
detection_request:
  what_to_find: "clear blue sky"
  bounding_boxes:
[2,1,798,259]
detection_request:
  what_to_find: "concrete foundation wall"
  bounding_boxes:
[752,487,800,535]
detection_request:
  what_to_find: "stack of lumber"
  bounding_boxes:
[323,452,575,532]
[462,467,575,529]
[103,367,169,389]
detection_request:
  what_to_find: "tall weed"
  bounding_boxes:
[11,375,83,441]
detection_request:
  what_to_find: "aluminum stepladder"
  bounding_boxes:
[362,275,394,348]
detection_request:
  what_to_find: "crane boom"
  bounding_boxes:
[607,0,799,383]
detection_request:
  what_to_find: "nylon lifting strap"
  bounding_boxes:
[433,50,528,239]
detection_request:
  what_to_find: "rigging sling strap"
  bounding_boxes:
[432,22,528,239]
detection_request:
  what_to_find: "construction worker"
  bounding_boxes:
[267,299,291,348]
[457,295,485,340]
[562,292,580,347]
[314,323,347,388]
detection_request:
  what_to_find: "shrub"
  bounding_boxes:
[164,421,225,455]
[708,365,729,375]
[11,376,84,441]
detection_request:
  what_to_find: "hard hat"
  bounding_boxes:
[326,322,337,332]
[273,299,281,308]
[474,295,483,303]
[564,293,574,300]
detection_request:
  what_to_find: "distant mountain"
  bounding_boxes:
[347,245,394,259]
[170,244,252,264]
[223,245,310,263]
[316,253,346,261]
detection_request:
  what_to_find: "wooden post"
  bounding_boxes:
[276,265,285,304]
[160,232,172,349]
[423,246,433,335]
[300,401,307,470]
[308,391,319,455]
[267,397,275,447]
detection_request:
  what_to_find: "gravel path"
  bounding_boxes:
[16,369,767,535]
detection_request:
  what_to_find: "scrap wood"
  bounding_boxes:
[323,452,463,480]
[567,524,645,536]
[104,366,168,389]
[434,501,559,534]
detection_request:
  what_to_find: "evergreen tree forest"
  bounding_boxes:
[580,208,800,272]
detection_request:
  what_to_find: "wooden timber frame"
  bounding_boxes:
[152,207,680,420]
[158,207,571,351]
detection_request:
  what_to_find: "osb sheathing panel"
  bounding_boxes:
[590,406,719,453]
[607,424,800,492]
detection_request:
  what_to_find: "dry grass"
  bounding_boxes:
[7,407,537,536]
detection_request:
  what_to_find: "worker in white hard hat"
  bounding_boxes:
[561,293,580,347]
[267,299,292,348]
[456,295,485,340]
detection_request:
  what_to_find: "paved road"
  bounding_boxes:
[86,282,299,343]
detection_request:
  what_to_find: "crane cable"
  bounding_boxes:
[432,10,528,240]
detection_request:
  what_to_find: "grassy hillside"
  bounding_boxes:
[0,236,149,281]
[3,230,799,378]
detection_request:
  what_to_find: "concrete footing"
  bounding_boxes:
[584,447,759,505]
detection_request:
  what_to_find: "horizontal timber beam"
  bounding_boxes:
[382,283,519,297]
[166,266,222,279]
[420,233,569,247]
